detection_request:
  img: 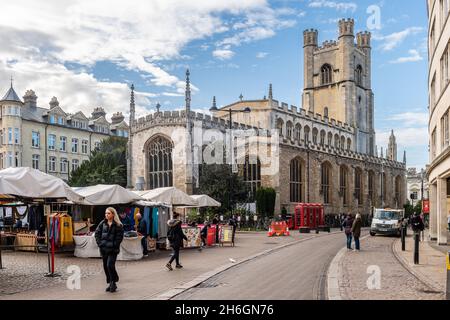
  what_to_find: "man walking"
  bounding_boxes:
[166,212,188,270]
[229,215,237,245]
[351,213,362,251]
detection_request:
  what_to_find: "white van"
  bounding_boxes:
[370,208,405,237]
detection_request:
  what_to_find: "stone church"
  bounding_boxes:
[128,19,407,217]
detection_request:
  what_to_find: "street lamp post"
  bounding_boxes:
[210,103,251,216]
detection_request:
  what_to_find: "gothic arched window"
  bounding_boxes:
[340,165,348,206]
[321,162,332,204]
[295,124,302,141]
[312,128,319,145]
[327,132,333,146]
[354,168,363,206]
[395,176,402,207]
[244,156,261,202]
[324,107,329,118]
[347,138,352,151]
[276,118,284,137]
[304,126,311,144]
[148,136,173,189]
[368,170,375,204]
[320,130,326,146]
[290,158,304,203]
[321,64,333,85]
[340,136,346,150]
[286,121,293,140]
[355,65,363,86]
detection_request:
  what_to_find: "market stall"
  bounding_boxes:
[70,184,150,260]
[0,167,84,272]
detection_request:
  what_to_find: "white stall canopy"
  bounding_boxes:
[0,167,84,202]
[189,195,221,208]
[73,184,143,205]
[134,187,197,206]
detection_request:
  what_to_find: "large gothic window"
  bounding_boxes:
[395,176,402,207]
[368,171,375,204]
[244,156,261,201]
[148,136,173,189]
[340,165,348,206]
[354,168,363,206]
[381,172,387,205]
[321,162,332,204]
[321,64,333,85]
[290,158,304,203]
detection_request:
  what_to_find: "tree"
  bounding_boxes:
[197,164,248,215]
[256,187,276,219]
[69,136,127,187]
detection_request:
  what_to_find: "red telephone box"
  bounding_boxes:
[294,203,325,230]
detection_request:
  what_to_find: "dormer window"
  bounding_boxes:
[58,117,64,125]
[49,115,56,124]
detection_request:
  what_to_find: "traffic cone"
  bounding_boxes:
[285,227,290,236]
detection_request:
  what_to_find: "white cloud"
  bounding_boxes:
[308,0,357,12]
[0,0,274,114]
[390,49,423,64]
[256,52,269,58]
[374,27,423,51]
[377,127,428,148]
[213,49,235,60]
[386,112,428,126]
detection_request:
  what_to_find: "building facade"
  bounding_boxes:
[0,84,129,182]
[129,19,407,217]
[406,168,429,207]
[427,0,450,245]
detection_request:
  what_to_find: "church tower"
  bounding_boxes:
[302,19,375,156]
[387,130,398,161]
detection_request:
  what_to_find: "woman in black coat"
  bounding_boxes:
[95,207,124,293]
[165,212,187,270]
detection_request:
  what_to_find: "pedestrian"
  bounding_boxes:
[199,221,209,251]
[166,212,188,270]
[342,214,354,250]
[94,207,124,293]
[340,213,345,231]
[212,214,219,244]
[352,213,362,251]
[447,214,450,231]
[229,215,237,244]
[135,212,148,257]
[119,211,133,232]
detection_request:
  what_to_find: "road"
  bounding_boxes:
[174,231,367,300]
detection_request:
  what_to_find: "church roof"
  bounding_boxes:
[1,86,22,103]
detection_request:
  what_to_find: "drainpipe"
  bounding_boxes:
[45,124,48,173]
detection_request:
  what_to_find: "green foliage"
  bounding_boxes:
[256,187,276,219]
[198,164,247,215]
[69,136,127,187]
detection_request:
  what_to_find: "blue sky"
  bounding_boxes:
[0,0,429,169]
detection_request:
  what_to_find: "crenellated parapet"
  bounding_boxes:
[272,99,354,134]
[132,110,263,135]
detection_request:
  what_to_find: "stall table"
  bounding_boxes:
[73,234,144,260]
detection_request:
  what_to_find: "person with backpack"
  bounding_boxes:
[166,212,188,271]
[342,213,354,250]
[94,207,124,293]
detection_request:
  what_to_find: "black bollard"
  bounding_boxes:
[414,232,420,265]
[401,225,406,251]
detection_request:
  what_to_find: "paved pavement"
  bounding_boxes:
[332,232,445,300]
[0,229,341,300]
[174,231,347,300]
[392,230,448,293]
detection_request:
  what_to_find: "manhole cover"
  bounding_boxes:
[197,282,228,288]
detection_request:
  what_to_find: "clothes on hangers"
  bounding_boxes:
[59,213,74,246]
[152,208,159,238]
[143,206,151,236]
